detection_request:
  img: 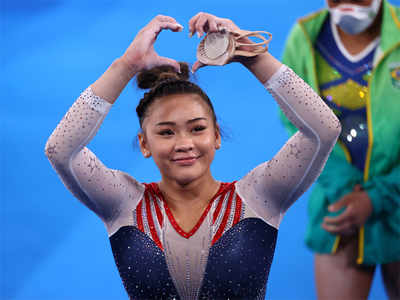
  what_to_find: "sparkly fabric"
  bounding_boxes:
[110,219,276,300]
[237,65,341,228]
[110,226,179,300]
[45,87,145,234]
[314,16,377,171]
[130,182,255,299]
[45,66,340,299]
[198,218,277,300]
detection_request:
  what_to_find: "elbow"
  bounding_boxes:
[319,115,341,147]
[44,139,54,160]
[331,115,342,141]
[44,138,60,165]
[44,141,67,173]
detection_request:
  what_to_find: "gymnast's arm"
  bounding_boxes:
[44,15,183,224]
[44,60,145,223]
[236,52,342,228]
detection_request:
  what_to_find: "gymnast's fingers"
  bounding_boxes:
[189,12,220,37]
[194,13,210,38]
[122,16,182,72]
[218,17,240,32]
[152,15,178,24]
[146,15,182,33]
[189,12,203,37]
[152,21,183,36]
[208,18,219,33]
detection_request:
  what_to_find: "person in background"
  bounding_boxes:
[280,0,400,299]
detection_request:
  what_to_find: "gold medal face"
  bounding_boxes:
[203,32,230,59]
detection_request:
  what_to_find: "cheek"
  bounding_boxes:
[197,135,217,154]
[153,144,173,158]
[147,137,174,161]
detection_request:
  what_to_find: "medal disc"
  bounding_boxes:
[203,32,229,59]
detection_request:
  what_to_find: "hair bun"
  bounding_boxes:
[136,62,190,90]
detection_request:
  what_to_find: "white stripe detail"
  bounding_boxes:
[212,192,229,236]
[149,193,162,240]
[223,192,236,236]
[142,198,151,238]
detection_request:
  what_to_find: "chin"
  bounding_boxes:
[174,172,201,186]
[168,168,208,186]
[175,177,195,186]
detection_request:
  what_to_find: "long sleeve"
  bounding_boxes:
[44,87,144,228]
[236,65,341,228]
[280,21,363,206]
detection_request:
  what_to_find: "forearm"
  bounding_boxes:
[45,87,111,167]
[265,65,341,144]
[91,57,138,104]
[242,52,282,84]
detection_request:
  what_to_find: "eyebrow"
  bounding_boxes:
[156,117,207,126]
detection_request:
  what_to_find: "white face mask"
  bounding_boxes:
[328,0,382,35]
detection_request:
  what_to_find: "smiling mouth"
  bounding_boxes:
[172,156,199,166]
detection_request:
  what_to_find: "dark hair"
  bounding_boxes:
[136,62,217,129]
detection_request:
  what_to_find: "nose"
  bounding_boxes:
[174,134,194,152]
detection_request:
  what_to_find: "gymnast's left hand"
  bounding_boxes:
[188,12,251,72]
[322,185,373,235]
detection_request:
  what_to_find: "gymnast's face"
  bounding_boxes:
[138,93,221,186]
[327,0,374,7]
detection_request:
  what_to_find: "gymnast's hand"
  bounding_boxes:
[120,15,183,73]
[322,185,373,236]
[188,12,253,72]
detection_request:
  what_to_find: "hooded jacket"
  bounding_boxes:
[280,0,400,265]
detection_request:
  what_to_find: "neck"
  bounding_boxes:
[336,5,382,55]
[158,172,220,211]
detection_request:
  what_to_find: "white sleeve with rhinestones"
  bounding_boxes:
[236,65,341,229]
[45,87,145,233]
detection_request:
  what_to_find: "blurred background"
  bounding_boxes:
[2,0,399,299]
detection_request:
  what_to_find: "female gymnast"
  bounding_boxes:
[45,12,341,300]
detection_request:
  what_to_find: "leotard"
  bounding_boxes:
[45,65,340,299]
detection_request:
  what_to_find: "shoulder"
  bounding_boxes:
[298,9,327,24]
[285,9,327,48]
[389,2,400,17]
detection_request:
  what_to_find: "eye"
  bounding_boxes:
[158,129,174,136]
[192,125,206,133]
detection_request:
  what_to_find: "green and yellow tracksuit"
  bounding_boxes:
[280,0,400,265]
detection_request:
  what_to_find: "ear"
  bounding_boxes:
[138,132,151,158]
[215,124,221,150]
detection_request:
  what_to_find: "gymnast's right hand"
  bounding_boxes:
[120,15,183,73]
